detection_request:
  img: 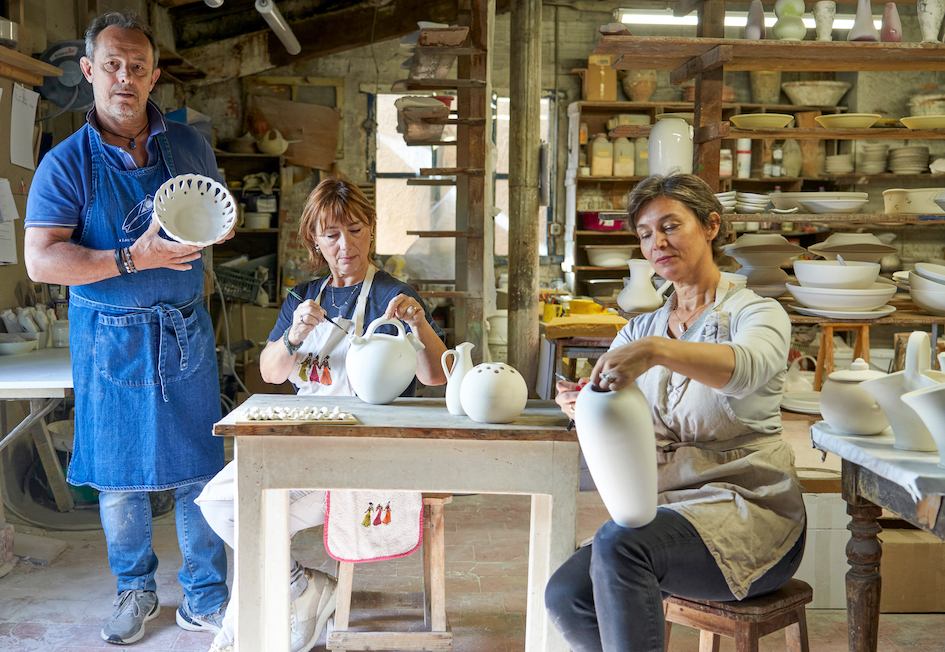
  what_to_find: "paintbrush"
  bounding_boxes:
[555,373,580,431]
[286,287,349,335]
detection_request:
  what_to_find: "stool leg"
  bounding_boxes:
[333,560,354,632]
[786,606,810,652]
[699,630,721,652]
[853,326,870,366]
[814,325,832,391]
[733,622,759,652]
[663,602,672,652]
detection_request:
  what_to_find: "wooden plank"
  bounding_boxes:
[327,630,453,651]
[407,178,457,186]
[670,44,732,85]
[405,78,487,89]
[420,167,485,175]
[726,127,945,139]
[694,121,730,144]
[726,213,945,223]
[245,95,340,170]
[406,230,483,237]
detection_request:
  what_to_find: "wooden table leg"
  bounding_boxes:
[844,495,883,652]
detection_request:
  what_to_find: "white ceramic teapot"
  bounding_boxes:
[347,317,425,405]
[820,358,889,436]
[617,259,672,314]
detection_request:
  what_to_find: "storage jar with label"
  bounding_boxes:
[613,137,635,176]
[590,133,614,177]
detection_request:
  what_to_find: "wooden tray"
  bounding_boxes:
[235,416,359,425]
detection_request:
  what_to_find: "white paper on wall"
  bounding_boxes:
[11,84,39,170]
[0,179,20,223]
[0,221,18,264]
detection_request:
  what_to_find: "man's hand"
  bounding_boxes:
[130,216,204,271]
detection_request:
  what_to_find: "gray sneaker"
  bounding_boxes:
[176,597,226,633]
[101,590,161,645]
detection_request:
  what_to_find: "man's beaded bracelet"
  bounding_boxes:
[115,248,131,275]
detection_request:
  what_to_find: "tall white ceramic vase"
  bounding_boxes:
[918,0,945,42]
[648,117,694,176]
[441,341,475,415]
[813,1,836,41]
[574,383,658,528]
[848,0,880,40]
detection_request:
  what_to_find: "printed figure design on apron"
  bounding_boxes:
[121,194,155,236]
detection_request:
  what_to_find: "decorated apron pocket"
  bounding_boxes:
[94,306,205,386]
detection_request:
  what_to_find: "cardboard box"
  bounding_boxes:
[575,55,617,102]
[878,529,945,613]
[794,493,850,609]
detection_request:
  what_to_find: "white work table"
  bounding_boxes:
[214,394,579,652]
[0,347,74,512]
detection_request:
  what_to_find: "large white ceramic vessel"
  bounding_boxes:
[901,381,945,468]
[860,331,938,451]
[617,259,671,314]
[441,341,475,416]
[460,362,528,424]
[347,317,425,405]
[820,358,889,435]
[648,117,694,176]
[574,382,657,528]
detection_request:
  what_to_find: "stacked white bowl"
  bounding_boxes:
[722,233,807,298]
[909,262,945,316]
[734,191,769,214]
[715,190,736,214]
[825,154,854,174]
[857,143,888,174]
[788,260,896,318]
[806,232,898,264]
[888,145,929,174]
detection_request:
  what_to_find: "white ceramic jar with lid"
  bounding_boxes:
[820,357,889,435]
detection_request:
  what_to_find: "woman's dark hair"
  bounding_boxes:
[85,11,160,67]
[625,174,726,257]
[298,177,377,273]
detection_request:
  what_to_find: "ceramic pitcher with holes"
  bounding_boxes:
[348,317,425,404]
[441,341,475,415]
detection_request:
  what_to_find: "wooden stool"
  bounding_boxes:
[327,494,453,651]
[663,578,812,652]
[813,323,871,390]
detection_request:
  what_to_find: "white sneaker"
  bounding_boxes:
[207,640,232,652]
[289,568,338,652]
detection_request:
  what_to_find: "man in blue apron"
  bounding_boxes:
[24,11,229,646]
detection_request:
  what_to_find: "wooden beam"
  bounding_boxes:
[670,44,732,85]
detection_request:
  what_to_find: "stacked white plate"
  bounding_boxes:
[722,233,806,298]
[734,191,769,214]
[787,280,898,320]
[909,262,945,316]
[825,154,854,174]
[857,143,888,174]
[770,191,868,211]
[715,190,736,214]
[888,146,929,174]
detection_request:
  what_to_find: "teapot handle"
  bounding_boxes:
[363,317,406,340]
[441,349,457,378]
[788,355,818,374]
[905,330,931,381]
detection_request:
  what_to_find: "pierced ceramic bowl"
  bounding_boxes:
[154,174,238,247]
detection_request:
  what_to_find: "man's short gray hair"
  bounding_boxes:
[85,10,160,67]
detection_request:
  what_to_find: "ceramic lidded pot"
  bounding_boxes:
[820,358,889,435]
[347,317,426,404]
[460,362,528,424]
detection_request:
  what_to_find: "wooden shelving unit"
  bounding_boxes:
[0,45,61,86]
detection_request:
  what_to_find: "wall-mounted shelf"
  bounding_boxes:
[725,213,945,224]
[0,45,61,86]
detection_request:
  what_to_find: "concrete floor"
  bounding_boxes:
[1,488,945,652]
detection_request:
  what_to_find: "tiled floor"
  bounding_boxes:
[1,491,944,651]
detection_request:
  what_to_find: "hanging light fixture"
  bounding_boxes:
[613,7,876,30]
[202,0,301,55]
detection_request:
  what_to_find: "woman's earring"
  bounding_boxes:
[314,244,320,253]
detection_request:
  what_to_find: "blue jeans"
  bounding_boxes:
[544,508,806,652]
[99,481,229,614]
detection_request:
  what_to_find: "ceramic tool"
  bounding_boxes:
[286,287,348,335]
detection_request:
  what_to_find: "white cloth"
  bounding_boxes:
[611,276,806,599]
[324,490,423,562]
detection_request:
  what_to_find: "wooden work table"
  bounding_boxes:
[214,395,579,652]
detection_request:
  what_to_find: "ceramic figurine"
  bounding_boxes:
[745,0,766,40]
[460,362,528,424]
[881,2,902,41]
[617,260,672,314]
[441,342,475,416]
[574,381,658,528]
[918,0,945,42]
[820,358,889,435]
[860,331,940,451]
[848,0,880,41]
[813,1,836,41]
[347,317,425,405]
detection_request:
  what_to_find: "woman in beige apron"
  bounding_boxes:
[546,174,806,652]
[197,179,447,652]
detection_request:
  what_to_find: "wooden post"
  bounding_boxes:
[508,0,542,393]
[693,0,725,191]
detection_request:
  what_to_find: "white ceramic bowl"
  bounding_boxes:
[916,262,945,283]
[787,282,897,311]
[770,191,868,211]
[793,260,880,289]
[727,250,800,268]
[814,113,881,129]
[901,115,945,129]
[883,188,945,214]
[808,249,888,264]
[816,232,885,248]
[797,198,868,214]
[910,287,945,316]
[585,245,639,268]
[908,270,945,292]
[781,81,852,107]
[729,113,794,129]
[0,339,37,355]
[154,174,239,247]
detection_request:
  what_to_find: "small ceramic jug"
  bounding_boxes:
[441,341,475,415]
[460,363,528,424]
[347,317,426,405]
[820,358,889,436]
[574,382,658,528]
[617,260,672,314]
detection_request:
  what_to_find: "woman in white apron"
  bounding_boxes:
[546,174,806,652]
[197,179,447,652]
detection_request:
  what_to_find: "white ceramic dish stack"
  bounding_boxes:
[715,190,737,214]
[825,154,854,175]
[770,191,867,211]
[887,146,929,174]
[797,198,868,214]
[857,143,888,174]
[806,232,897,264]
[734,191,769,214]
[908,262,945,316]
[787,281,897,314]
[584,244,640,268]
[722,233,806,298]
[788,257,896,319]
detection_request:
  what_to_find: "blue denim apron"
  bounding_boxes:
[66,126,224,491]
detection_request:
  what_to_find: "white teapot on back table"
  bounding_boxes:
[347,317,425,405]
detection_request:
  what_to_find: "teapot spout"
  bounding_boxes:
[406,333,426,352]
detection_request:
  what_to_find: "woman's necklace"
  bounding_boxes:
[329,282,362,312]
[673,298,713,332]
[98,120,150,150]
